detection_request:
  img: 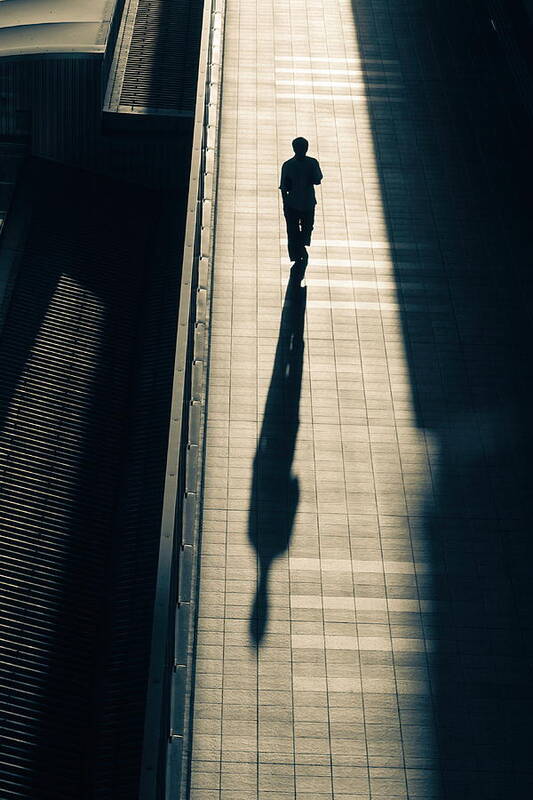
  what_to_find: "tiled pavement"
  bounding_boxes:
[187,1,533,798]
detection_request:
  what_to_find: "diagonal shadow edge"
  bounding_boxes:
[349,1,533,795]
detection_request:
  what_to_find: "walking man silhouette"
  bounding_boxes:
[280,137,323,277]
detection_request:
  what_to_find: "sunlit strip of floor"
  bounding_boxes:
[277,92,406,102]
[275,55,400,64]
[276,80,404,89]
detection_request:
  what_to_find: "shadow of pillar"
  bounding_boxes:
[349,1,533,795]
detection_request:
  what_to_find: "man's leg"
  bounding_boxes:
[284,205,301,261]
[301,206,315,247]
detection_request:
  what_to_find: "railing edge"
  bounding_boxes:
[138,0,224,797]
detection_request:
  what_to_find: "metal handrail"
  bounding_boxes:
[138,0,224,797]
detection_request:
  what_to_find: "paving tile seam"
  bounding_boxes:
[188,0,524,796]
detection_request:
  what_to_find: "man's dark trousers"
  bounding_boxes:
[284,204,315,261]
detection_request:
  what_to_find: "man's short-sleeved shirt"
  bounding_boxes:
[279,155,323,211]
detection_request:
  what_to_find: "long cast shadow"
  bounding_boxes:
[248,276,307,646]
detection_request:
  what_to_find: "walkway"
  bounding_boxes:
[188,1,533,798]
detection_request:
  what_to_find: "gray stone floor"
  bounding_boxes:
[188,0,533,798]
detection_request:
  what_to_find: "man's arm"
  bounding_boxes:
[279,162,291,201]
[279,163,291,197]
[313,159,323,185]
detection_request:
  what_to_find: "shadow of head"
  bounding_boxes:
[248,277,306,646]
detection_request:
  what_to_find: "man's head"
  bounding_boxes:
[292,137,309,157]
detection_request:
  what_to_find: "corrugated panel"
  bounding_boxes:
[92,191,185,800]
[0,65,30,139]
[120,0,204,112]
[28,59,102,165]
[0,158,165,799]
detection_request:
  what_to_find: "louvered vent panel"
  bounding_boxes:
[0,159,163,799]
[120,0,204,113]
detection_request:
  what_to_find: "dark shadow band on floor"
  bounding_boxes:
[350,1,533,796]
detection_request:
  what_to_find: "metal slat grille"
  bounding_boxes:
[120,0,204,112]
[0,159,163,799]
